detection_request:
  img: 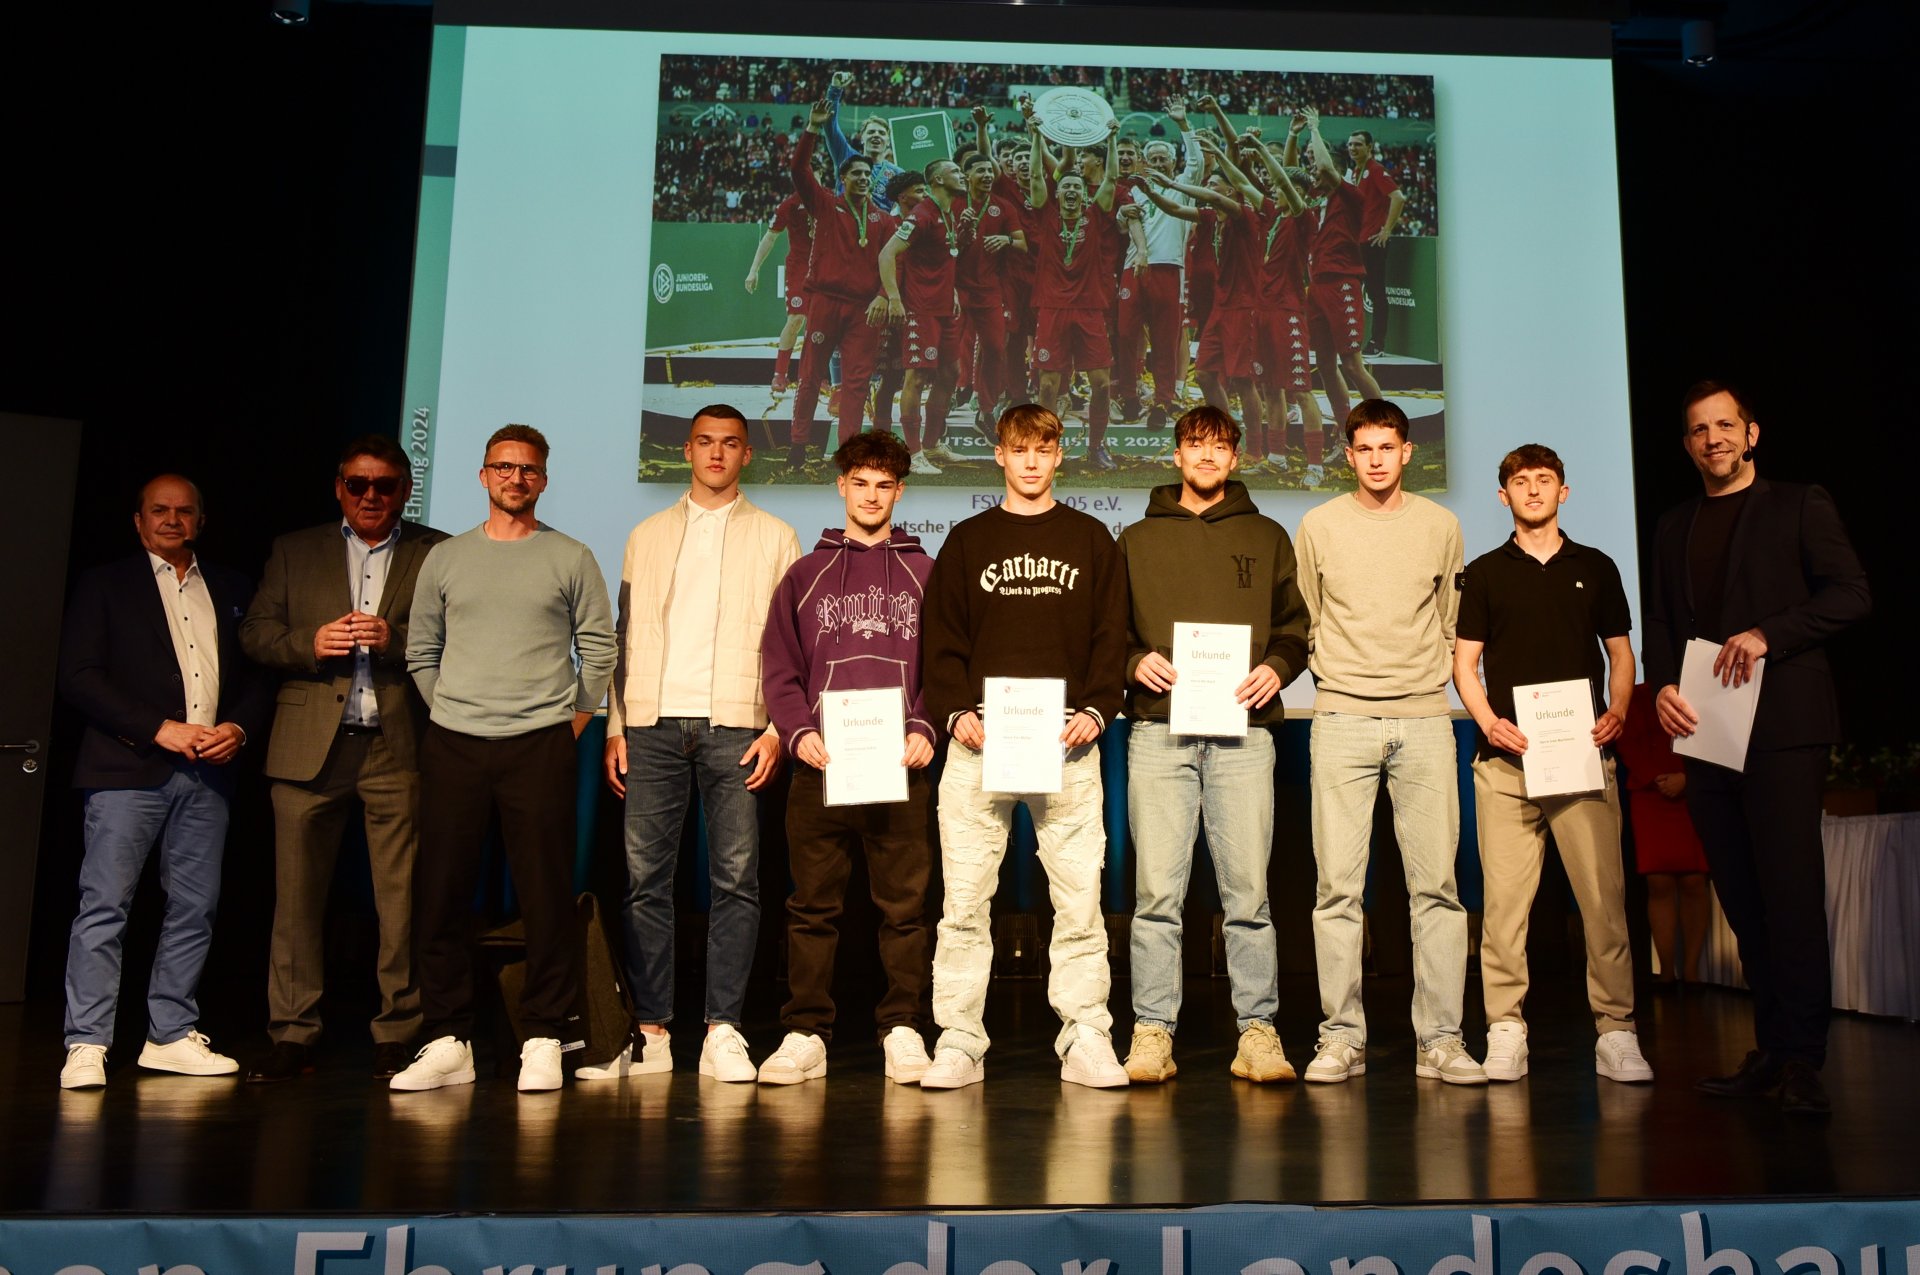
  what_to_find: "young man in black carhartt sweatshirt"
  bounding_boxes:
[918,403,1129,1089]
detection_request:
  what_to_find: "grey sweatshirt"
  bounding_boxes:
[1295,491,1462,717]
[407,524,617,738]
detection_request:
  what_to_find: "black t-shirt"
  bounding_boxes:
[1686,487,1750,642]
[1457,532,1632,759]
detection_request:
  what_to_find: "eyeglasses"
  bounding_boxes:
[485,462,548,480]
[341,475,403,497]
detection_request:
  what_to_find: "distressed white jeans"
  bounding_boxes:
[931,741,1113,1061]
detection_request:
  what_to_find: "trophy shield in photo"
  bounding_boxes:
[1031,87,1116,147]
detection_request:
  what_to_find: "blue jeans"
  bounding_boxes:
[621,720,762,1025]
[1127,721,1279,1033]
[1308,712,1465,1050]
[64,767,230,1047]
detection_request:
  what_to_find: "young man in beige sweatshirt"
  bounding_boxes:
[1294,399,1484,1085]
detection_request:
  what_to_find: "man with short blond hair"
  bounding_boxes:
[920,403,1130,1090]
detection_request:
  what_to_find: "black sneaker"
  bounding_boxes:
[1088,444,1118,472]
[245,1040,315,1084]
[1694,1049,1780,1098]
[1777,1061,1831,1116]
[373,1041,413,1080]
[1146,403,1170,431]
[1363,345,1385,358]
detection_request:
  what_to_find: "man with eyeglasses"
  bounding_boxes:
[239,435,449,1083]
[392,424,617,1093]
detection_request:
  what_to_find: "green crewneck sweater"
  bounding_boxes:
[407,524,617,738]
[1295,491,1462,717]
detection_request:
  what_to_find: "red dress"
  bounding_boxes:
[1616,682,1709,874]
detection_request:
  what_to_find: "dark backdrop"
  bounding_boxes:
[3,2,1910,1026]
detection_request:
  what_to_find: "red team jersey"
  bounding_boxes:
[790,131,897,303]
[956,193,1017,310]
[1030,202,1111,311]
[1309,182,1366,282]
[894,197,966,315]
[1349,162,1400,239]
[770,193,814,294]
[1256,207,1309,308]
[1209,200,1264,310]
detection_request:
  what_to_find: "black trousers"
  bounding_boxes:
[1685,746,1831,1067]
[781,764,932,1042]
[414,721,582,1042]
[1362,241,1391,351]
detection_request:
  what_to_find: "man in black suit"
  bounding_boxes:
[1645,381,1871,1116]
[55,474,269,1090]
[241,436,448,1082]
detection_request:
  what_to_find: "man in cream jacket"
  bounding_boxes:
[583,405,801,1083]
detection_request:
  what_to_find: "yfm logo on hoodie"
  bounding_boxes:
[816,586,921,641]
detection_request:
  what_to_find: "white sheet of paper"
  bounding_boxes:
[981,677,1065,794]
[1512,678,1605,798]
[1673,637,1764,773]
[1168,621,1251,737]
[822,687,909,806]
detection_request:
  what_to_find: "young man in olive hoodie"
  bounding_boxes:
[756,431,938,1085]
[1117,405,1309,1084]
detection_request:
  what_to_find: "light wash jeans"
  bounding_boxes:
[1309,712,1466,1050]
[931,741,1112,1061]
[65,768,230,1047]
[1127,720,1279,1033]
[620,720,763,1026]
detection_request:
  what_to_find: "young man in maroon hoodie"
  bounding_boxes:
[757,430,938,1084]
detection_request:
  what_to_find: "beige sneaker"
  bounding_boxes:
[1230,1021,1296,1083]
[1123,1024,1177,1083]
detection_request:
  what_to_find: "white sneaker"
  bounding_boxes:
[757,1031,828,1085]
[882,1025,931,1084]
[517,1037,563,1092]
[137,1030,237,1076]
[923,443,965,467]
[919,1046,984,1090]
[389,1036,476,1092]
[1059,1025,1129,1088]
[575,1029,672,1079]
[1596,1030,1654,1083]
[1265,453,1290,473]
[61,1043,107,1090]
[1303,463,1326,488]
[698,1023,756,1082]
[909,451,942,476]
[1416,1036,1489,1085]
[1484,1021,1529,1082]
[1303,1037,1366,1083]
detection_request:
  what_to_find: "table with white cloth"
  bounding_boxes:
[1695,811,1920,1020]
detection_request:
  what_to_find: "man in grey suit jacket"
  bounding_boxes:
[240,435,448,1081]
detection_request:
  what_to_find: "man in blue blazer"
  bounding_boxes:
[55,474,270,1089]
[1646,381,1871,1117]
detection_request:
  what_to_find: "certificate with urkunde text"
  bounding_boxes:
[1169,621,1252,737]
[981,677,1065,794]
[822,687,909,806]
[1512,678,1605,798]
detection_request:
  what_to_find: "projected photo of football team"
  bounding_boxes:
[642,56,1443,491]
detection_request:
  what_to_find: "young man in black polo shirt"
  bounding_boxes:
[1453,444,1651,1084]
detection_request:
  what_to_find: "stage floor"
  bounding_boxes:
[3,975,1915,1214]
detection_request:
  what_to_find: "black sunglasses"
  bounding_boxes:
[342,475,403,497]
